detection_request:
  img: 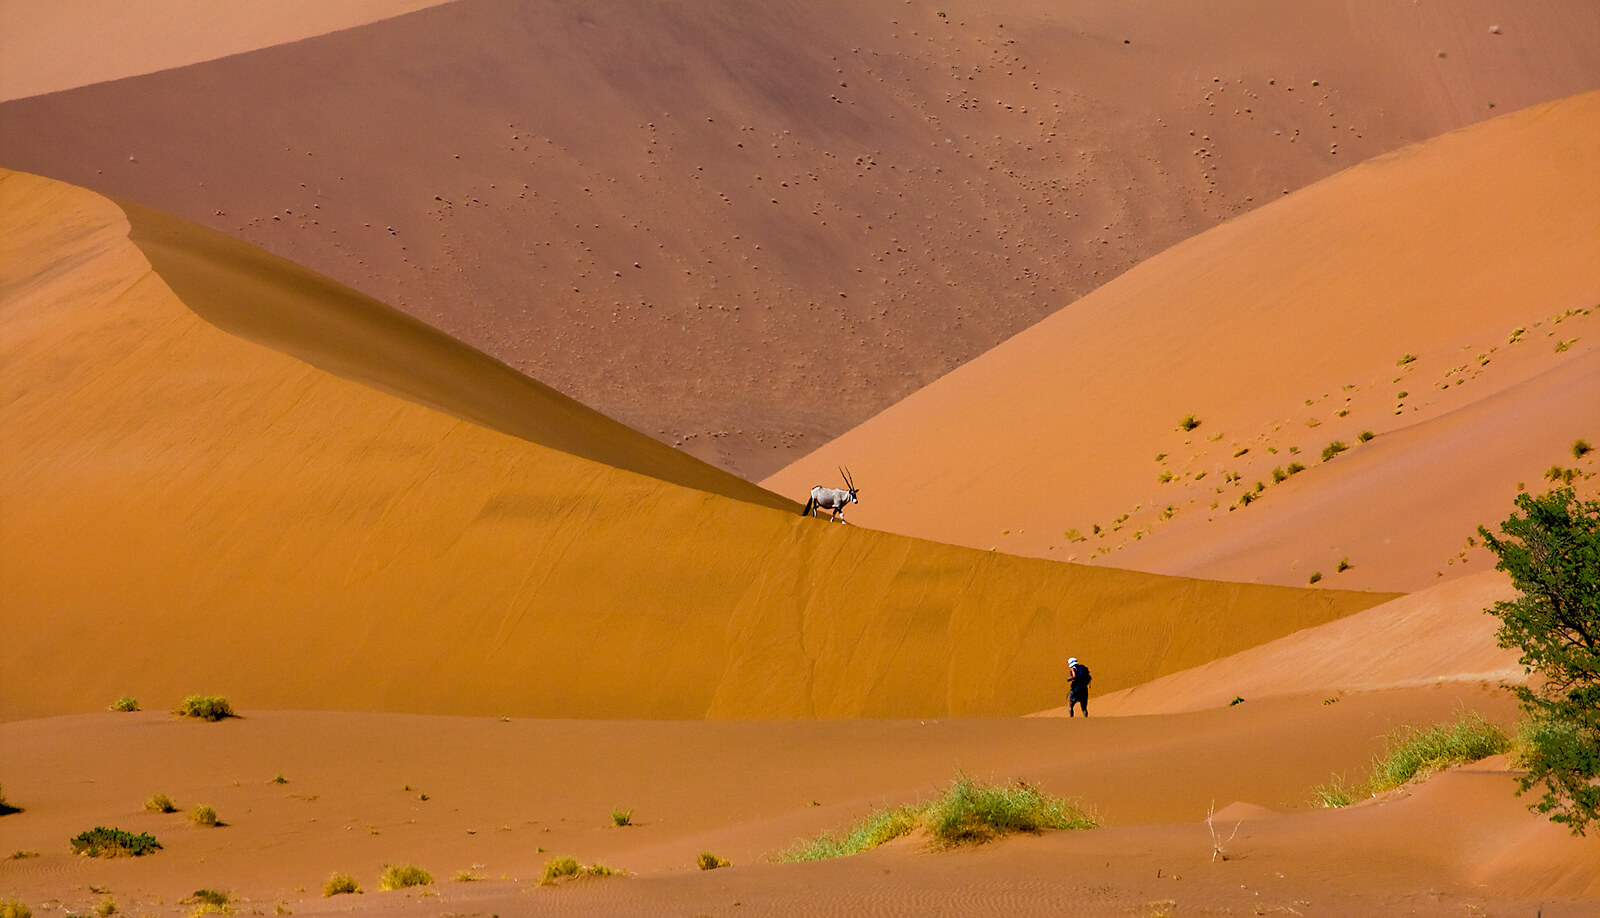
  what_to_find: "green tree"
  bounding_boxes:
[1478,487,1600,835]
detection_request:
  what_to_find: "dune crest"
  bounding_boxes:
[0,169,1391,722]
[766,92,1600,592]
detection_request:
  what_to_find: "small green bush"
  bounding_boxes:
[94,895,117,918]
[0,784,18,816]
[1396,353,1417,366]
[1337,557,1351,572]
[1574,439,1594,460]
[108,697,139,713]
[183,891,229,916]
[1308,571,1323,584]
[452,869,483,882]
[322,874,360,897]
[1309,712,1509,807]
[69,827,162,858]
[696,851,730,870]
[539,856,618,885]
[378,864,432,891]
[9,851,39,860]
[270,774,288,785]
[1178,414,1201,432]
[1321,440,1349,462]
[0,898,32,918]
[175,696,235,721]
[781,774,1097,861]
[1229,696,1245,706]
[1358,430,1375,443]
[611,807,633,827]
[189,804,220,827]
[145,793,178,814]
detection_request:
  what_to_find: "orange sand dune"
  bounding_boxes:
[0,0,452,102]
[2,0,1596,476]
[2,687,1595,916]
[0,170,1389,723]
[1048,570,1524,717]
[766,92,1600,592]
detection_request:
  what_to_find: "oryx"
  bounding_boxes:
[801,467,859,523]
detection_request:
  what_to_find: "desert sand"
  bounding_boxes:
[0,0,452,102]
[0,169,1387,723]
[2,0,1597,475]
[5,4,1600,915]
[767,91,1600,592]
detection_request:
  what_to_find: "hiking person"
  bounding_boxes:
[1067,656,1092,717]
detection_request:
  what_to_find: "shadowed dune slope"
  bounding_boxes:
[766,92,1600,592]
[2,0,1597,476]
[0,0,453,101]
[0,170,1392,722]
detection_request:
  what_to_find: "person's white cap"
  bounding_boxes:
[1068,657,1078,666]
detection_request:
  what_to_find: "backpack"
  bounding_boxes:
[1072,663,1092,684]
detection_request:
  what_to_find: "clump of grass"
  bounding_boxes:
[539,856,619,885]
[270,774,288,785]
[1309,712,1509,807]
[1157,470,1174,484]
[0,899,32,918]
[696,852,730,870]
[1337,557,1351,572]
[1396,353,1417,366]
[322,874,360,897]
[8,851,39,860]
[378,864,432,891]
[1366,713,1509,793]
[1228,696,1245,707]
[108,697,139,713]
[452,869,483,882]
[189,805,220,827]
[0,784,19,816]
[1575,438,1594,460]
[610,807,634,827]
[175,696,235,722]
[1308,571,1322,584]
[95,897,118,918]
[184,891,230,917]
[69,827,162,858]
[145,793,178,814]
[1178,414,1201,432]
[1357,430,1375,443]
[1321,440,1349,462]
[781,775,1097,861]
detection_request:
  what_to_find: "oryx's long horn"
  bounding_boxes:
[841,466,855,490]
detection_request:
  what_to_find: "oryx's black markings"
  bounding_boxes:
[801,467,859,523]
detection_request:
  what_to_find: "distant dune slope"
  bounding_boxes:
[766,92,1600,593]
[1,0,1596,477]
[0,170,1391,722]
[0,0,453,101]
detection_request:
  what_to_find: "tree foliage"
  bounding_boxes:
[1479,487,1600,835]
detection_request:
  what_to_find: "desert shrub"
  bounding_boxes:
[1321,440,1349,462]
[1358,430,1375,443]
[94,896,117,918]
[1337,557,1351,572]
[696,851,730,870]
[270,774,288,785]
[1308,571,1323,584]
[541,856,580,884]
[69,827,162,858]
[322,874,360,897]
[1229,696,1246,706]
[1157,470,1174,483]
[0,899,31,918]
[610,807,633,827]
[1310,712,1509,807]
[189,804,220,827]
[1574,439,1594,460]
[183,891,229,917]
[1178,414,1201,432]
[1367,713,1509,793]
[781,774,1097,861]
[108,697,139,713]
[145,793,178,814]
[175,696,234,721]
[0,784,18,816]
[9,851,39,860]
[1396,353,1417,366]
[378,864,432,891]
[1272,466,1288,483]
[452,869,483,882]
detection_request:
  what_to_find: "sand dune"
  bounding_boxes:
[766,92,1600,592]
[0,169,1389,723]
[1053,570,1524,717]
[0,0,452,102]
[2,0,1596,476]
[3,686,1594,916]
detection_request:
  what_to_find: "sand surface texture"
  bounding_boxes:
[0,0,453,102]
[2,0,1596,476]
[767,91,1600,592]
[0,169,1388,723]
